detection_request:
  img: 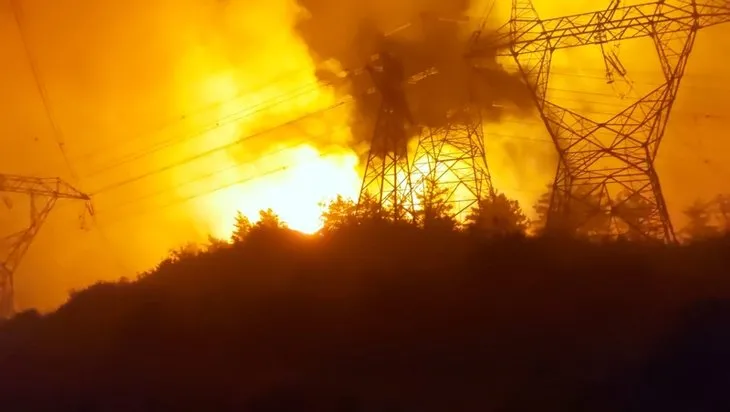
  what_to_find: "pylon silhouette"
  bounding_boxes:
[469,0,730,242]
[0,175,91,318]
[358,50,416,220]
[410,105,494,219]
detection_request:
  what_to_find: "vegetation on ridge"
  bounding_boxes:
[0,187,730,411]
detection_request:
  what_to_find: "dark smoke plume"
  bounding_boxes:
[293,0,532,145]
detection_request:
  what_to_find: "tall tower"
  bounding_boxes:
[469,0,730,241]
[358,50,416,220]
[0,175,90,318]
[410,106,494,218]
[409,13,495,220]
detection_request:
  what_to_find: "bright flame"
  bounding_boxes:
[191,67,359,236]
[167,0,547,240]
[162,0,363,239]
[207,145,360,236]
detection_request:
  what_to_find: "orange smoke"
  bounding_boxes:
[2,0,728,314]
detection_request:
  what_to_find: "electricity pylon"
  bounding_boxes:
[410,14,495,220]
[358,49,418,220]
[410,106,494,219]
[0,175,91,318]
[469,0,730,242]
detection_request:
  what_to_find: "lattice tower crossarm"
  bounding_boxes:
[469,0,730,242]
[469,1,730,58]
[0,175,90,318]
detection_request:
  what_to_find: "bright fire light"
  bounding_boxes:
[205,145,360,237]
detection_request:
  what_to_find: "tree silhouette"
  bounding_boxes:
[4,196,730,410]
[533,185,612,238]
[680,199,720,241]
[320,193,414,234]
[532,187,552,235]
[232,211,253,243]
[206,235,231,252]
[320,196,359,233]
[612,191,656,241]
[157,241,203,270]
[231,209,288,244]
[355,192,386,222]
[255,209,286,231]
[415,177,456,232]
[170,242,203,261]
[714,194,730,233]
[467,192,528,237]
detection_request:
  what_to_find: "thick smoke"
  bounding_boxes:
[293,0,533,145]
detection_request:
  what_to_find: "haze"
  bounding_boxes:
[0,0,728,312]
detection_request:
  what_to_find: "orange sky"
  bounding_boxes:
[0,0,729,311]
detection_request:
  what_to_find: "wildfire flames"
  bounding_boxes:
[163,0,363,236]
[184,0,526,237]
[5,0,728,311]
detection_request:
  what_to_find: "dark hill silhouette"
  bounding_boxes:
[1,221,730,411]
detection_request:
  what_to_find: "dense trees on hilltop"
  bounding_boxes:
[1,184,730,411]
[219,182,730,246]
[414,177,457,232]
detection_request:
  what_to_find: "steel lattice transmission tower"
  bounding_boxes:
[469,0,730,241]
[358,50,417,220]
[411,107,494,218]
[0,175,90,318]
[410,15,495,219]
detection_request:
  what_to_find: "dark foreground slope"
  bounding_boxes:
[1,226,730,411]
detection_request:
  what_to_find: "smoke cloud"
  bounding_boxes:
[293,0,533,145]
[1,0,727,315]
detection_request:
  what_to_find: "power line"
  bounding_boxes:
[73,56,728,200]
[70,67,316,163]
[85,82,729,180]
[81,74,347,178]
[73,62,729,181]
[10,0,80,182]
[85,91,724,202]
[76,69,363,174]
[95,165,293,225]
[89,213,137,278]
[94,139,314,215]
[94,129,553,218]
[511,64,730,85]
[91,126,728,230]
[87,97,354,196]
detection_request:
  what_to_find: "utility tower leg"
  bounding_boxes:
[411,105,494,219]
[506,0,705,242]
[0,195,57,318]
[0,268,14,318]
[358,103,415,221]
[536,87,681,241]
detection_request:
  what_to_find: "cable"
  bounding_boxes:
[87,97,354,196]
[478,0,498,27]
[74,57,728,181]
[77,65,366,175]
[75,53,727,199]
[89,213,137,278]
[95,165,293,225]
[85,90,722,201]
[10,0,80,182]
[94,128,549,217]
[92,123,728,230]
[86,75,728,180]
[70,67,316,163]
[81,74,347,178]
[94,138,313,215]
